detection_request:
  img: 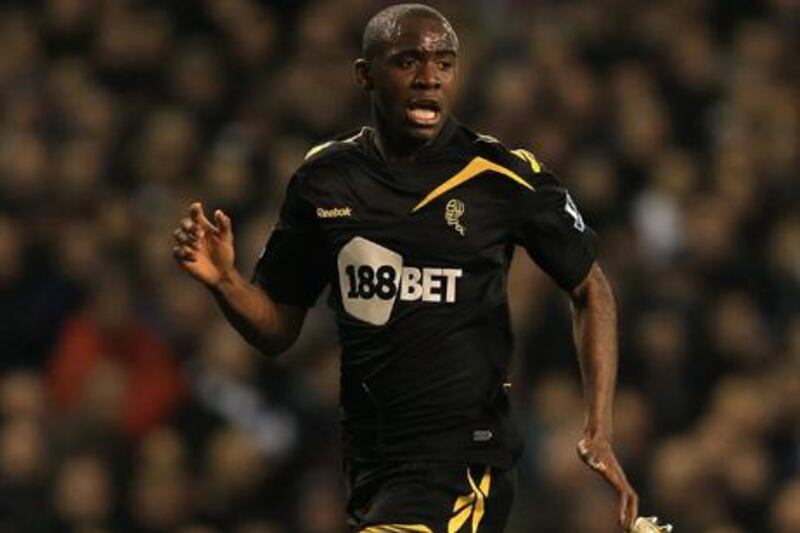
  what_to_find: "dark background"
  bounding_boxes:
[0,1,798,532]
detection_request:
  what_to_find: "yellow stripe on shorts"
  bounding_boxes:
[359,524,433,533]
[447,467,492,532]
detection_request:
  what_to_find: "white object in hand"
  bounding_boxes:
[632,516,673,532]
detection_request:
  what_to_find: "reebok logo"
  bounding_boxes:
[317,207,352,219]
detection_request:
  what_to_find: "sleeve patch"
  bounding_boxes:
[564,192,586,232]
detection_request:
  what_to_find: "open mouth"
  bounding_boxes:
[406,99,442,127]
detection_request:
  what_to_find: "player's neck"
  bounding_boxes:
[371,111,441,162]
[372,129,431,162]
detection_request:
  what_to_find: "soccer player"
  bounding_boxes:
[173,4,639,532]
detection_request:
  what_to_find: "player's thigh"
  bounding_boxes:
[353,462,514,533]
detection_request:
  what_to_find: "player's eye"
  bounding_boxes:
[398,57,417,69]
[437,60,453,71]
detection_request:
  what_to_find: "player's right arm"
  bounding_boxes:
[173,202,306,356]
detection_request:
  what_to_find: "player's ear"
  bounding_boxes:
[354,59,373,91]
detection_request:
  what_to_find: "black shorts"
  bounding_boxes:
[346,461,515,533]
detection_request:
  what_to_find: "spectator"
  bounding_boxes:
[47,271,186,439]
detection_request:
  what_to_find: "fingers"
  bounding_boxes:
[617,481,638,530]
[173,203,232,266]
[596,456,628,497]
[189,202,218,232]
[174,203,212,261]
[174,226,200,250]
[214,209,232,237]
[180,217,199,235]
[577,439,603,471]
[172,245,196,263]
[578,438,623,483]
[621,488,639,531]
[578,438,613,476]
[596,461,637,530]
[178,202,225,244]
[577,437,639,531]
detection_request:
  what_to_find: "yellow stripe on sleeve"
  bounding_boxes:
[511,148,542,173]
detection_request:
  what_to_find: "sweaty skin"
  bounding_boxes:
[394,17,457,53]
[571,263,639,530]
[361,4,459,59]
[355,13,459,159]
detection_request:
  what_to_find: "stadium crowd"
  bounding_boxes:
[0,0,797,531]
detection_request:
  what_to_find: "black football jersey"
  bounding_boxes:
[254,119,595,468]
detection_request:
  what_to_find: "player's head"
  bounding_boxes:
[355,4,459,144]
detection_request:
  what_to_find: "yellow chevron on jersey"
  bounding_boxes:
[412,156,534,213]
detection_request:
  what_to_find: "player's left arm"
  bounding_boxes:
[569,262,638,531]
[506,148,640,530]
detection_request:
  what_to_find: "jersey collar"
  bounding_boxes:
[361,117,460,163]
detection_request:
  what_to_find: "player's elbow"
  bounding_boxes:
[569,263,614,309]
[255,303,307,358]
[255,329,301,358]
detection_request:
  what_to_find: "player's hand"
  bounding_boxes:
[172,202,236,288]
[577,434,639,531]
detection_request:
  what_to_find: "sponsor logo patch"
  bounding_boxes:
[337,237,462,325]
[316,206,353,219]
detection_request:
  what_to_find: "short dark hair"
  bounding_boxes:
[361,3,458,59]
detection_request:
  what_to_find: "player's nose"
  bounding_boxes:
[412,60,442,90]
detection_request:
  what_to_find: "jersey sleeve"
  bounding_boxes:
[252,168,329,306]
[511,168,596,290]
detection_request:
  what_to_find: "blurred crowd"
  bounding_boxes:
[0,0,797,532]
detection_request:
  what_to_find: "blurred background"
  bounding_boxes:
[0,0,797,531]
